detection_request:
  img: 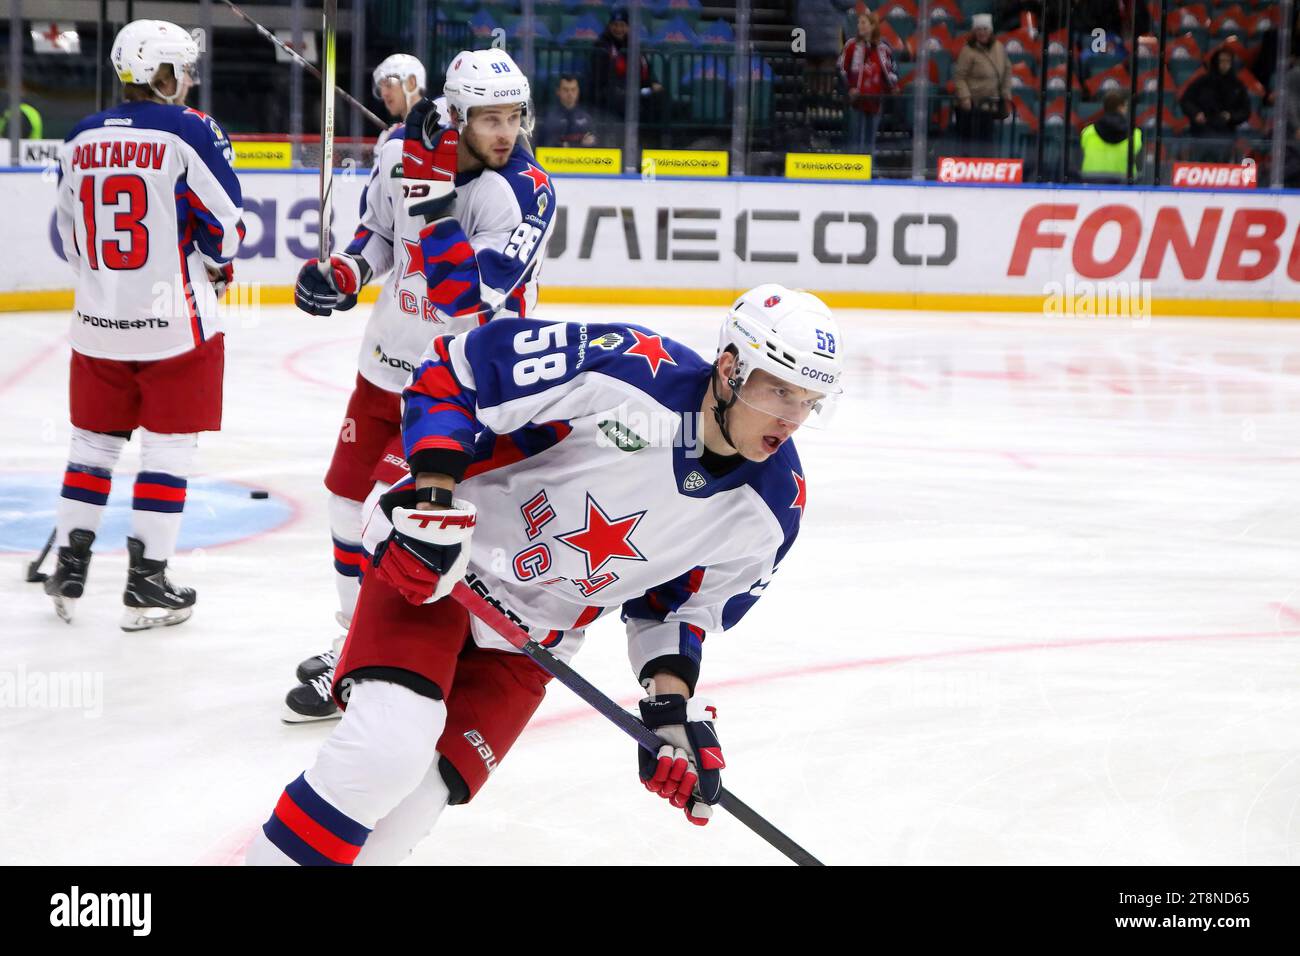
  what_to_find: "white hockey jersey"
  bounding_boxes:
[363,319,806,690]
[56,100,243,361]
[345,118,556,393]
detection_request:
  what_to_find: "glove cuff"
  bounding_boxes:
[639,693,688,729]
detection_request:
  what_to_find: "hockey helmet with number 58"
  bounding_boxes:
[716,284,844,427]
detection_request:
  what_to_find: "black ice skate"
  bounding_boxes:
[121,536,195,631]
[43,529,96,623]
[294,613,349,682]
[283,670,341,723]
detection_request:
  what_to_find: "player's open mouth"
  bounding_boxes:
[762,435,782,452]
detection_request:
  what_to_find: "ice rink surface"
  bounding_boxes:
[1,302,1298,866]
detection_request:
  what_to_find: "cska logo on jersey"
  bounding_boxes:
[556,494,648,577]
[624,329,677,377]
[790,471,807,513]
[518,163,551,194]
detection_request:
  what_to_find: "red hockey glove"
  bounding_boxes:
[401,105,459,222]
[371,486,476,605]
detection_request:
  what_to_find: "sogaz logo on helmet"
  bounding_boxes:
[731,319,761,348]
[493,87,524,98]
[801,366,837,385]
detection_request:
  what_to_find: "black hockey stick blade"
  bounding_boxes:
[452,582,826,866]
[25,529,55,583]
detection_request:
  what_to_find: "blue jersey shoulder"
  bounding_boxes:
[66,102,232,160]
[462,318,710,412]
[489,145,556,224]
[745,438,804,549]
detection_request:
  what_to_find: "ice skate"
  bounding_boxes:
[43,529,95,623]
[121,536,195,631]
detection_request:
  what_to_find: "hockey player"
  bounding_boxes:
[286,48,555,720]
[44,19,242,630]
[247,284,843,864]
[371,53,426,131]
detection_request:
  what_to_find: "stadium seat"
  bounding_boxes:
[1209,6,1249,38]
[1085,64,1131,99]
[556,12,604,44]
[1170,59,1203,89]
[928,0,964,28]
[649,15,700,47]
[468,10,499,40]
[1166,4,1210,34]
[647,0,703,17]
[696,19,734,47]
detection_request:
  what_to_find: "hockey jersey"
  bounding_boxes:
[362,319,804,691]
[56,100,244,361]
[345,119,556,394]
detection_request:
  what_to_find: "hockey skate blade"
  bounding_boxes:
[120,606,193,632]
[280,704,342,724]
[50,595,77,624]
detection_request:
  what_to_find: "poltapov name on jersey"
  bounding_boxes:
[50,886,151,936]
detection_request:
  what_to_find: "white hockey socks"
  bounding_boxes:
[130,430,197,561]
[250,681,447,866]
[329,492,366,620]
[56,428,127,547]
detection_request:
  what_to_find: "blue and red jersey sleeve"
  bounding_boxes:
[175,108,243,264]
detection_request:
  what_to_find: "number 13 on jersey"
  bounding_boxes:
[512,323,567,386]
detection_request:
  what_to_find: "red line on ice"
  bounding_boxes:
[280,336,356,394]
[209,624,1300,864]
[0,336,64,396]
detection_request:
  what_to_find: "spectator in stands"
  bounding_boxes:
[589,9,666,145]
[1250,7,1300,102]
[540,74,597,149]
[1180,46,1251,163]
[953,14,1012,156]
[1074,0,1151,61]
[0,95,43,140]
[796,0,857,125]
[1079,90,1142,182]
[838,10,898,157]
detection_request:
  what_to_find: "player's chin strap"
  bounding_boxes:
[710,362,741,452]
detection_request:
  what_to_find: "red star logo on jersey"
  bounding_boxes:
[556,494,648,577]
[624,329,677,377]
[790,471,806,513]
[518,163,551,193]
[400,238,424,280]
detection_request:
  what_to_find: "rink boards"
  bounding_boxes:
[2,168,1299,317]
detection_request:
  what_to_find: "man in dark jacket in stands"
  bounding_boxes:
[590,9,666,144]
[540,74,597,148]
[1180,46,1251,162]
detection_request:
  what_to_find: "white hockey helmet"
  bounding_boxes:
[111,20,199,101]
[442,48,533,133]
[717,283,844,427]
[372,53,426,100]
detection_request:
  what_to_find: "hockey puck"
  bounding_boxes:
[249,490,270,500]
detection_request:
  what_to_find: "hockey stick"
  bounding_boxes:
[450,581,826,866]
[25,529,55,583]
[216,0,388,131]
[318,0,338,260]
